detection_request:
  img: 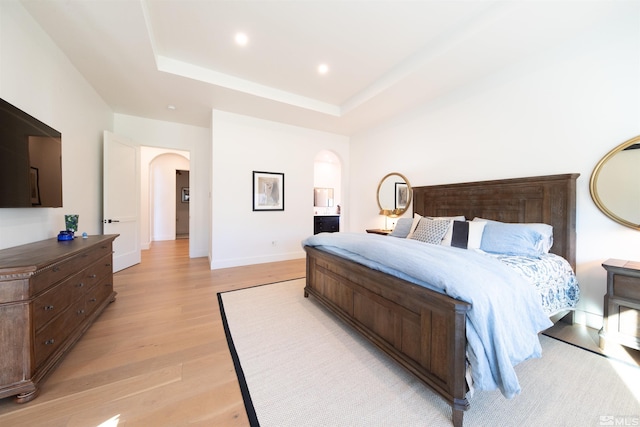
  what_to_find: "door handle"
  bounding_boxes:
[104,219,120,223]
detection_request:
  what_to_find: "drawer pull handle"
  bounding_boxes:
[77,283,84,288]
[106,263,112,267]
[44,339,55,345]
[77,309,85,315]
[89,298,97,303]
[44,305,54,311]
[89,274,97,279]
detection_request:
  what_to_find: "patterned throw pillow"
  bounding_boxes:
[409,219,451,245]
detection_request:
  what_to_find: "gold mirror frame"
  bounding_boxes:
[590,134,640,230]
[376,172,412,217]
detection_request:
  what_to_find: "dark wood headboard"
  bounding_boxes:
[412,174,579,270]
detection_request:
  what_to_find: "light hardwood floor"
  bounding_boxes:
[0,239,305,427]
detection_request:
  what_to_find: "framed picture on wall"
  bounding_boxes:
[395,182,408,209]
[253,171,284,211]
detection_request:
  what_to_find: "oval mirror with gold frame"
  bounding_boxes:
[590,134,640,229]
[376,172,412,217]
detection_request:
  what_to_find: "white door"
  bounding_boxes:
[103,131,141,272]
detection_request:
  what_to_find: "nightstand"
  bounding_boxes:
[366,229,391,235]
[599,259,640,351]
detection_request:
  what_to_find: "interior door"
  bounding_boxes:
[103,131,141,272]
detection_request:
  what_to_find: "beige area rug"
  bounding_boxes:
[218,279,640,427]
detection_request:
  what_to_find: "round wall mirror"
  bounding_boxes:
[376,172,412,217]
[590,134,640,229]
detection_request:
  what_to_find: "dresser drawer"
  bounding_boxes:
[30,243,113,295]
[613,274,640,301]
[33,255,113,331]
[34,299,86,368]
[84,279,114,318]
[33,277,76,332]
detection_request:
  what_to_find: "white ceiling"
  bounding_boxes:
[21,0,618,136]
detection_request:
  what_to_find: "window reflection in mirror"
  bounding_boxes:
[590,135,640,229]
[314,187,334,207]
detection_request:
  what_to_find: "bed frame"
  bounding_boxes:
[304,173,579,427]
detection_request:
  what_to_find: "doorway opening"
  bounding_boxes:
[176,169,190,239]
[144,149,190,246]
[313,150,342,215]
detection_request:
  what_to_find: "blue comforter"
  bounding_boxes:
[302,232,554,399]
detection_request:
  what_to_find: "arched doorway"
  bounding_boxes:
[147,151,190,242]
[313,150,342,216]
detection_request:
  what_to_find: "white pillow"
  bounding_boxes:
[407,213,423,239]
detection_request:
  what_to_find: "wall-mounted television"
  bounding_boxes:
[0,98,62,208]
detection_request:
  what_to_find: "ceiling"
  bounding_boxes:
[20,0,617,136]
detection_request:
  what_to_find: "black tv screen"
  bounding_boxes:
[0,98,62,208]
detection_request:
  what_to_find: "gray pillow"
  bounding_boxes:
[389,217,413,238]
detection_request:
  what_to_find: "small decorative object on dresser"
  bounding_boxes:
[0,234,118,403]
[64,214,79,234]
[599,259,640,351]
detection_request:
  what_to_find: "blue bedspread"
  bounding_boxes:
[302,232,554,398]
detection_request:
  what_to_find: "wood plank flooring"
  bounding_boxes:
[0,239,305,427]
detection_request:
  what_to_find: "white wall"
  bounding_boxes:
[349,2,640,329]
[114,114,210,258]
[0,0,112,249]
[211,110,350,269]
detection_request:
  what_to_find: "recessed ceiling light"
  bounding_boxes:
[167,105,176,110]
[235,32,249,46]
[318,63,329,75]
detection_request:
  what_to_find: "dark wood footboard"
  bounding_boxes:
[304,246,471,427]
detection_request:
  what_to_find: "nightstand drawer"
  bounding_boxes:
[619,307,640,336]
[613,275,640,301]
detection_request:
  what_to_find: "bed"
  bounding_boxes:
[302,173,579,427]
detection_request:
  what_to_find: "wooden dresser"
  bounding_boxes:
[599,259,640,351]
[313,215,340,234]
[0,234,118,402]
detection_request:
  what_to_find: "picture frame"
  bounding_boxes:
[253,171,284,211]
[181,187,189,203]
[30,167,41,206]
[395,182,408,210]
